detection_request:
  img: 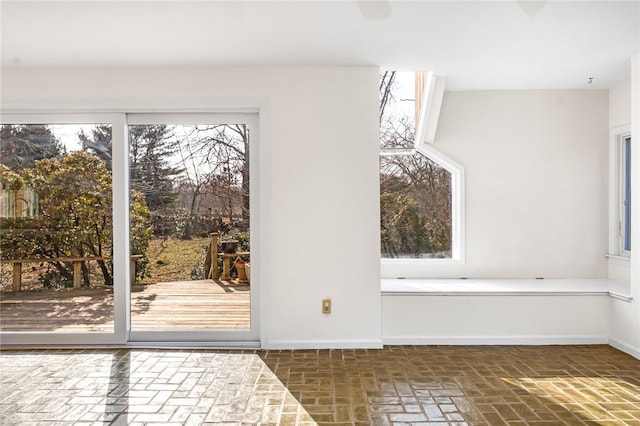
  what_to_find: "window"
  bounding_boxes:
[379,71,464,266]
[610,126,632,258]
[620,135,632,254]
[380,149,452,258]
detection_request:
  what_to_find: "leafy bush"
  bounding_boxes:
[0,151,153,287]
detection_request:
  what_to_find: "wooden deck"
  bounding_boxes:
[0,279,250,333]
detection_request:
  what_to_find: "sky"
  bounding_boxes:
[49,124,98,152]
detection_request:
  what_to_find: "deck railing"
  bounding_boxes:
[0,255,143,292]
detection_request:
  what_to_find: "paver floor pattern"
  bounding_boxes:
[0,345,639,425]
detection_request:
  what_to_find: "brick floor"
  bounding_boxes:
[0,345,639,425]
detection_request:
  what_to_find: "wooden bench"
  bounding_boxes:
[0,255,144,292]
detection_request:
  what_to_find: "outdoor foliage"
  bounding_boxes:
[172,124,250,239]
[0,125,64,170]
[1,120,252,290]
[81,124,182,213]
[380,155,451,257]
[0,151,153,287]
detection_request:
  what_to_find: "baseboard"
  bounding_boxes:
[264,339,384,350]
[383,335,609,346]
[608,337,640,360]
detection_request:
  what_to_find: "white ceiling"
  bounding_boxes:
[1,0,639,90]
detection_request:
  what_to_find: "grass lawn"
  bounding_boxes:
[0,237,211,291]
[142,237,210,284]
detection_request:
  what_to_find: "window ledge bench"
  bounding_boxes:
[381,278,632,346]
[382,278,632,301]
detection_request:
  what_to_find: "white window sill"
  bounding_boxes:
[381,278,632,302]
[605,254,631,262]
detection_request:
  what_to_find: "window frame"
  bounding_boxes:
[609,125,632,259]
[620,135,632,255]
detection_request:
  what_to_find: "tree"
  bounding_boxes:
[0,125,63,170]
[129,125,182,212]
[78,125,112,168]
[380,154,451,257]
[178,124,249,224]
[80,124,181,212]
[381,193,431,257]
[0,151,153,287]
[379,71,397,124]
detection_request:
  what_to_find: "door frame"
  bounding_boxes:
[126,112,261,345]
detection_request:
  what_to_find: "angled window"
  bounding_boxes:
[381,149,452,258]
[380,71,463,266]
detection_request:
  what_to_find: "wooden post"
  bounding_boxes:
[73,261,83,289]
[222,255,232,281]
[12,262,22,292]
[210,233,219,279]
[130,258,136,286]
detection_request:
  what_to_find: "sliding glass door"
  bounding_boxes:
[0,112,259,346]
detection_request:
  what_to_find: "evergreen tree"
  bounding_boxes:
[0,125,63,170]
[79,124,181,212]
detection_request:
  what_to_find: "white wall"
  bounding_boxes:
[383,294,610,344]
[384,90,609,279]
[610,79,631,128]
[0,66,382,349]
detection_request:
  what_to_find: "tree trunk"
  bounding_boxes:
[97,259,113,286]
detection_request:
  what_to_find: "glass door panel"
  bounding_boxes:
[0,123,114,333]
[127,114,257,343]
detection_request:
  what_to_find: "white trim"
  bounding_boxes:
[381,278,633,302]
[127,112,259,126]
[415,73,446,145]
[257,107,271,349]
[608,292,634,302]
[126,341,260,349]
[382,291,632,302]
[128,329,259,343]
[0,99,264,115]
[606,253,631,262]
[383,336,609,346]
[383,291,610,297]
[0,333,122,346]
[264,339,384,350]
[0,342,260,350]
[608,337,640,360]
[417,143,465,263]
[111,113,129,344]
[0,112,121,125]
